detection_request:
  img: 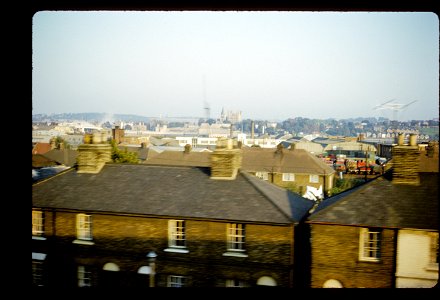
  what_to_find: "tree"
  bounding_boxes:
[110,140,139,163]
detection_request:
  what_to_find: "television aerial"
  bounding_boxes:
[373,99,418,121]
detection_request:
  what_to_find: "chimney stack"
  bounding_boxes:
[251,121,255,139]
[77,131,112,174]
[184,144,192,154]
[210,138,242,180]
[392,133,420,185]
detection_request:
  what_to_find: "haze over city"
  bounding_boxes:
[32,11,439,122]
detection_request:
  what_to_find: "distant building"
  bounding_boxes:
[220,107,242,124]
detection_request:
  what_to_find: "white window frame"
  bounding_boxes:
[255,171,269,181]
[168,220,186,248]
[32,261,44,286]
[227,223,246,252]
[76,214,93,241]
[359,228,381,262]
[226,279,248,287]
[309,174,319,183]
[32,210,44,237]
[282,173,295,181]
[78,265,92,287]
[428,232,439,270]
[167,275,187,287]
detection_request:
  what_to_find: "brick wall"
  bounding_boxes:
[310,224,396,288]
[35,210,297,287]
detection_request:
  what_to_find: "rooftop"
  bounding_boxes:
[33,164,314,224]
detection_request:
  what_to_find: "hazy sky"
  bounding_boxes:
[32,11,439,121]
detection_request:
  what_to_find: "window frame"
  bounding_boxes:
[168,220,186,248]
[167,275,187,287]
[359,227,382,262]
[32,260,44,286]
[309,174,319,183]
[76,214,93,241]
[282,173,295,182]
[32,209,44,237]
[227,223,246,252]
[427,232,439,270]
[78,265,92,287]
[226,279,249,287]
[255,171,269,181]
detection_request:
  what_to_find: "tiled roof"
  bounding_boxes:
[141,148,335,175]
[241,148,335,175]
[307,172,438,230]
[32,143,52,155]
[32,164,314,224]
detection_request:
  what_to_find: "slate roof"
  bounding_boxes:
[144,151,211,167]
[42,149,78,167]
[32,164,314,224]
[241,148,335,175]
[307,172,438,230]
[117,145,158,161]
[32,154,59,168]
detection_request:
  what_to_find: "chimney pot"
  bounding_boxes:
[397,133,404,146]
[409,134,417,146]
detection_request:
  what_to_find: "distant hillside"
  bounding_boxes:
[32,113,152,123]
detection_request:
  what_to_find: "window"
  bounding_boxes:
[76,214,92,241]
[323,279,343,288]
[227,223,245,251]
[32,261,44,286]
[359,228,381,262]
[168,220,186,248]
[428,232,439,269]
[167,275,187,287]
[32,210,44,237]
[255,172,268,181]
[309,174,319,183]
[282,173,295,181]
[78,265,92,287]
[226,279,248,287]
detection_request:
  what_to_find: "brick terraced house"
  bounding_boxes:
[306,134,438,288]
[32,137,314,288]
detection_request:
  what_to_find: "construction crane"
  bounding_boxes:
[373,99,418,121]
[202,74,210,121]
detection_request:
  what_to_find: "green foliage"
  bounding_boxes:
[110,140,139,163]
[285,182,301,195]
[329,178,363,196]
[52,136,71,149]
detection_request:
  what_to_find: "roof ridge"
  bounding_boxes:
[240,172,293,223]
[309,177,381,218]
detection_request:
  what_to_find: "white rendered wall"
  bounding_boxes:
[395,230,438,288]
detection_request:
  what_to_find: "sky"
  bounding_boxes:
[32,11,439,122]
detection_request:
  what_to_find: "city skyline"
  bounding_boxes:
[32,11,439,122]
